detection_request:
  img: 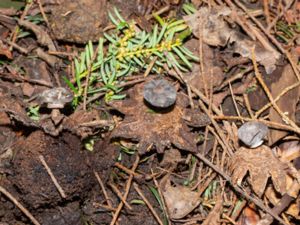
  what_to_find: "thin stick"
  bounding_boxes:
[48,51,77,57]
[262,0,271,26]
[195,172,217,195]
[165,56,233,155]
[0,185,41,225]
[1,38,28,54]
[39,155,66,198]
[255,81,300,118]
[194,153,288,225]
[0,72,53,88]
[229,82,243,121]
[110,155,140,225]
[207,126,232,156]
[108,183,133,210]
[231,0,300,80]
[251,48,300,133]
[79,120,113,127]
[151,169,171,224]
[243,93,254,119]
[217,67,253,91]
[9,1,33,49]
[145,5,170,20]
[223,213,237,225]
[198,98,233,155]
[94,171,113,206]
[214,115,300,134]
[133,182,164,225]
[94,171,119,224]
[267,0,296,31]
[143,56,157,77]
[188,154,197,183]
[36,0,50,28]
[114,162,140,177]
[198,22,207,97]
[94,203,117,212]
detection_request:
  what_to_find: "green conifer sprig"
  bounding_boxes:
[65,8,199,106]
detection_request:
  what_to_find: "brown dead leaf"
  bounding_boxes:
[160,176,200,219]
[0,40,12,59]
[160,148,182,168]
[212,74,254,107]
[223,121,239,149]
[183,6,232,46]
[0,95,37,128]
[240,205,260,225]
[184,42,225,92]
[17,57,53,91]
[18,19,56,51]
[202,195,223,225]
[265,175,300,220]
[35,48,57,67]
[63,110,105,139]
[277,141,300,162]
[269,63,300,145]
[0,127,16,155]
[286,193,300,219]
[284,4,300,24]
[182,107,211,127]
[111,83,198,154]
[183,6,280,74]
[0,111,10,125]
[230,145,288,197]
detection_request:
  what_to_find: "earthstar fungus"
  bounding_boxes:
[143,79,177,108]
[111,83,198,154]
[237,121,269,148]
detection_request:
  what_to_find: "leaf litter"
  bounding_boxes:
[0,0,300,225]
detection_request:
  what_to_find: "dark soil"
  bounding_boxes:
[0,0,300,225]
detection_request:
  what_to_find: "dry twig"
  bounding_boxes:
[39,155,66,198]
[110,155,140,225]
[0,185,41,225]
[194,152,288,225]
[94,171,119,225]
[251,48,300,133]
[108,182,133,210]
[133,182,164,225]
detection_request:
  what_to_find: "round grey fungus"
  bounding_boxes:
[143,79,177,108]
[39,87,73,109]
[237,121,269,148]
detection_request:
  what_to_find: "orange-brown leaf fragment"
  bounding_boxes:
[111,83,198,154]
[161,177,200,219]
[269,63,300,144]
[230,146,287,197]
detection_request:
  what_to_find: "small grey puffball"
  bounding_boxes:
[143,79,177,108]
[237,121,269,148]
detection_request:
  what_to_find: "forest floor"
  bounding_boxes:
[0,0,300,225]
